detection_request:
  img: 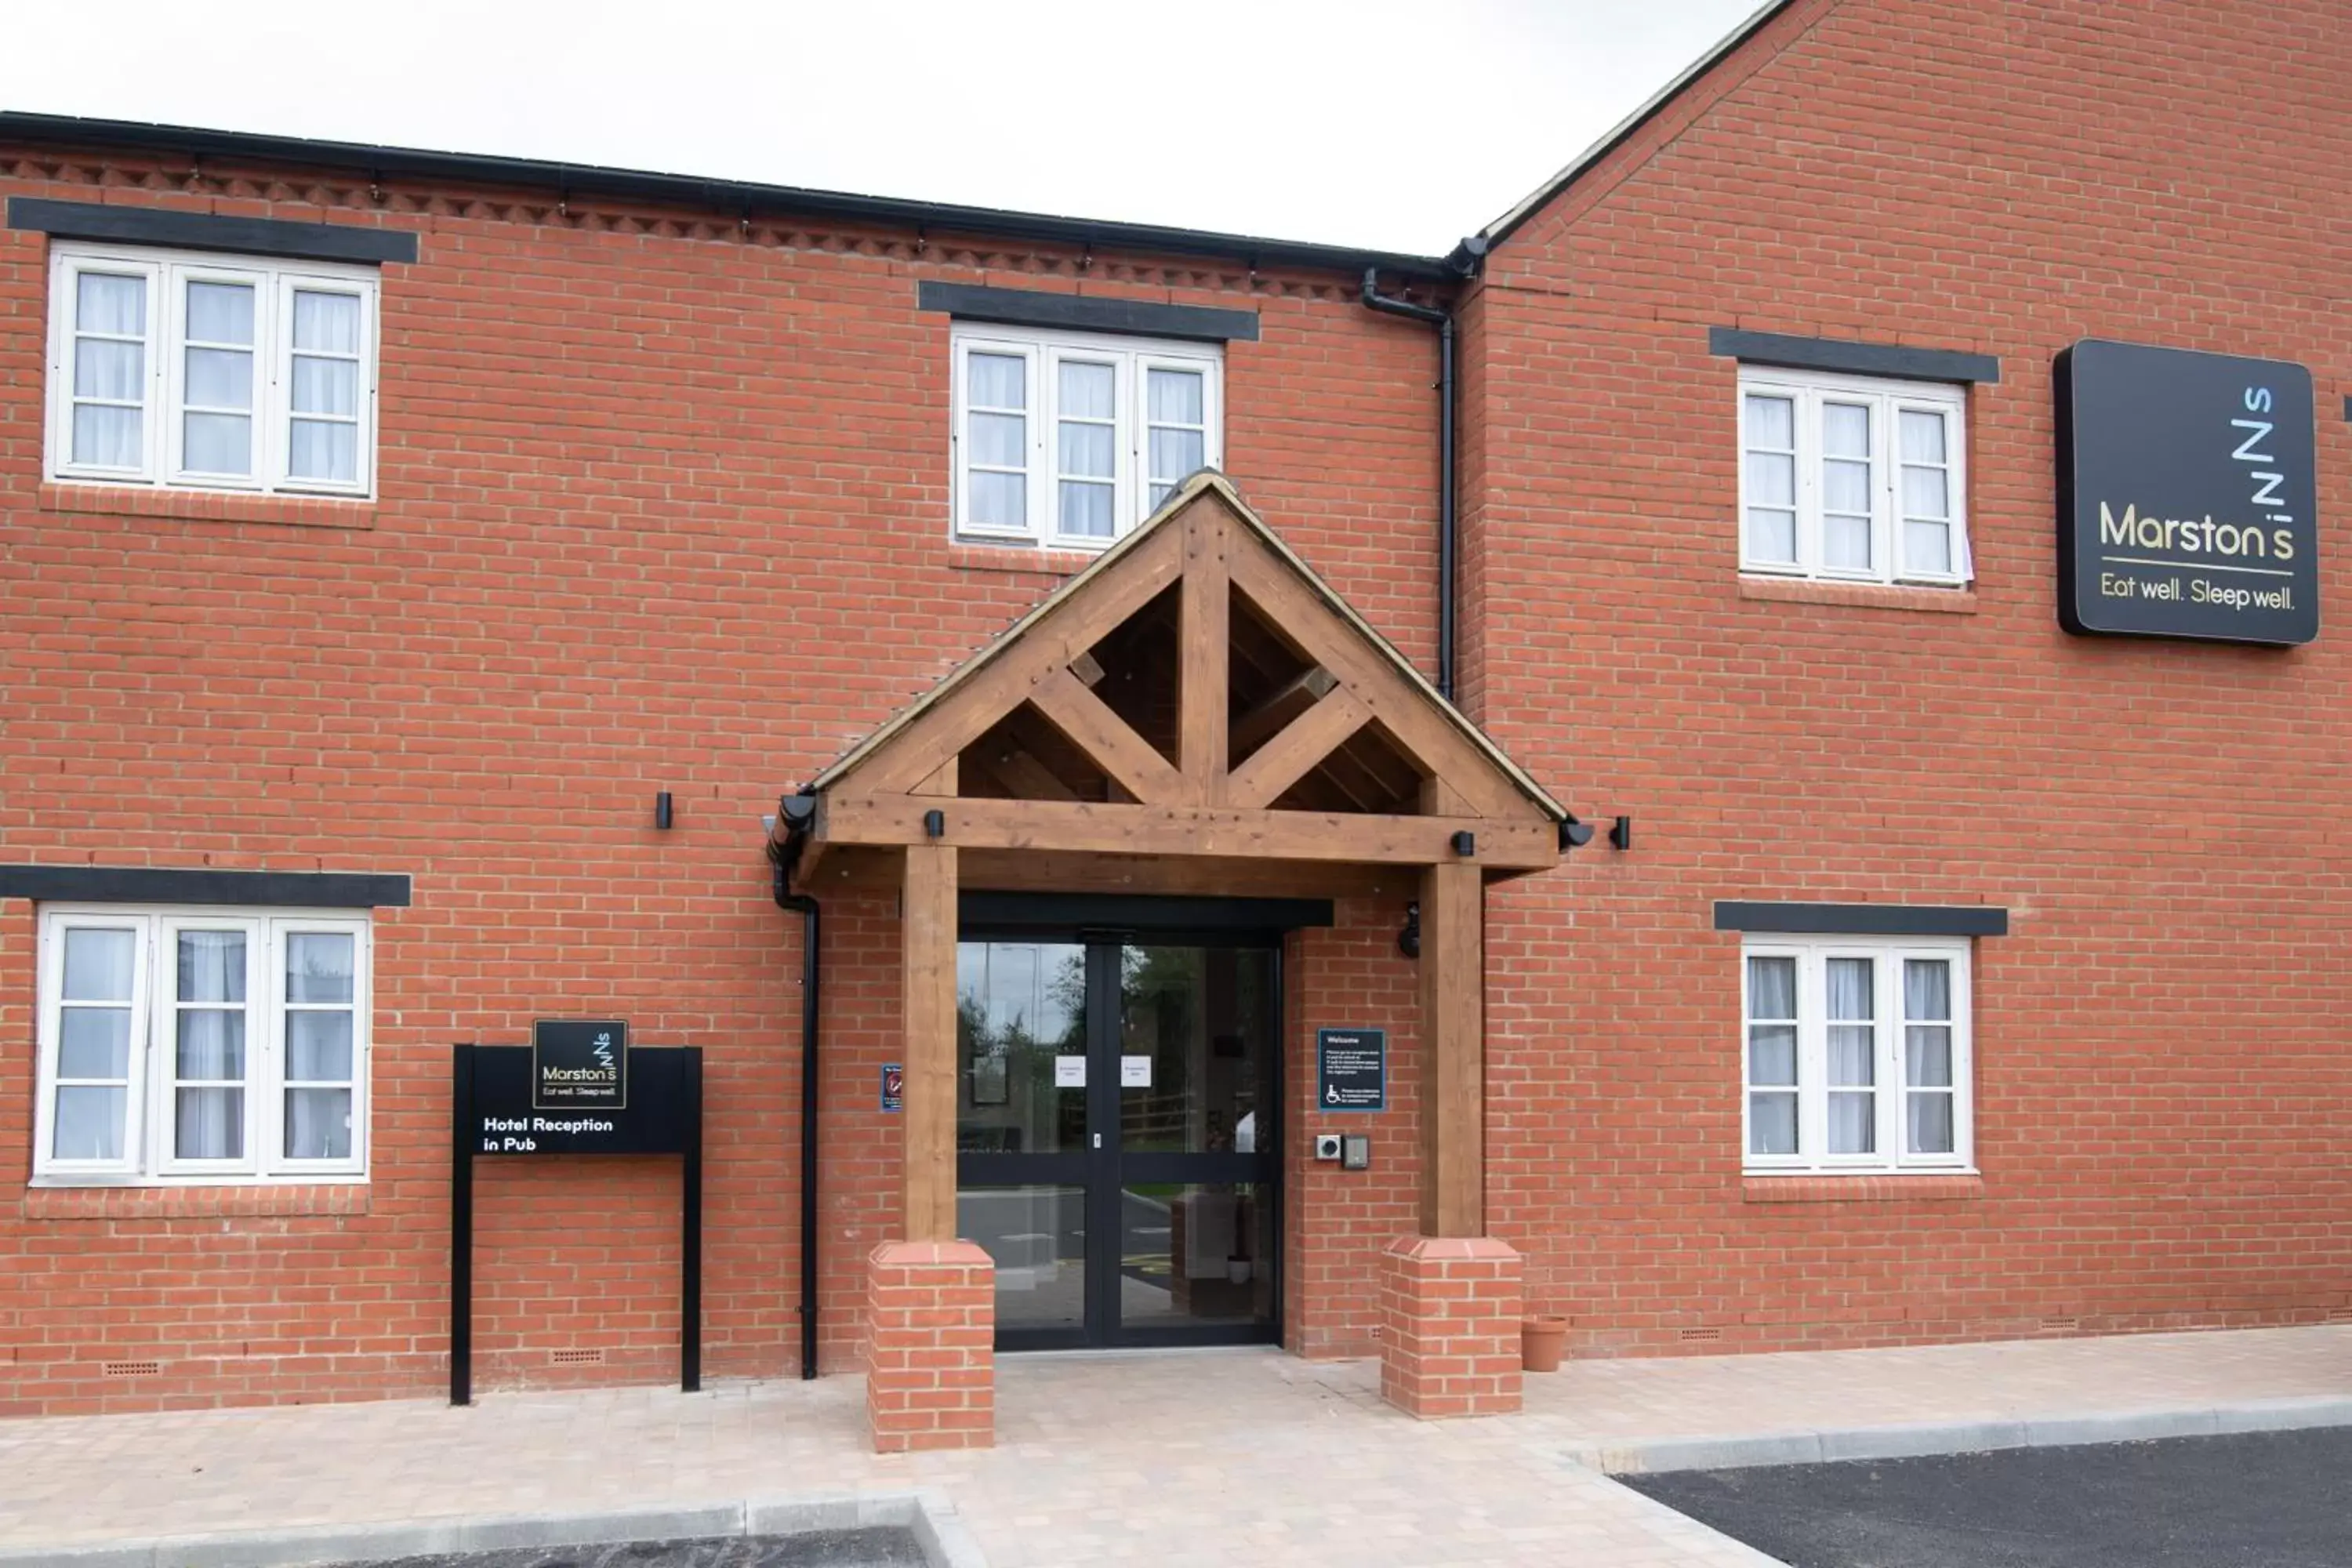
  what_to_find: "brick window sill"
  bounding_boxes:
[948,542,1101,579]
[40,482,377,531]
[1744,1174,1985,1203]
[1740,575,1979,614]
[23,1183,371,1220]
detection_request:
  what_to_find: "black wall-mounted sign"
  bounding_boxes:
[533,1018,628,1112]
[449,1044,702,1405]
[1316,1028,1387,1113]
[2056,339,2318,646]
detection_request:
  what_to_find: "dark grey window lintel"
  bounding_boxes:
[1710,326,2000,386]
[1715,901,2007,938]
[919,281,1258,343]
[8,197,419,266]
[0,865,412,908]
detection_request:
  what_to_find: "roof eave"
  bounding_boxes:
[0,112,1459,283]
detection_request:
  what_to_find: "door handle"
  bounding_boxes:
[1093,1133,1102,1149]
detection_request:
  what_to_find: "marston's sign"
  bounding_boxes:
[533,1018,627,1111]
[2056,339,2318,645]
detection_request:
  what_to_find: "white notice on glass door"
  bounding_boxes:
[1120,1055,1152,1087]
[1054,1055,1087,1088]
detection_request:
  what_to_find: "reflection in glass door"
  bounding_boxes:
[954,934,1280,1350]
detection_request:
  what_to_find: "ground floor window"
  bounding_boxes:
[1742,934,1972,1174]
[34,906,371,1185]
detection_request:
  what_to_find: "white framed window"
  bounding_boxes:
[1737,367,1969,586]
[951,325,1221,549]
[45,244,379,498]
[1741,935,1973,1174]
[32,908,372,1185]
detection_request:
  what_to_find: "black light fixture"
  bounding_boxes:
[1609,815,1633,851]
[654,791,675,830]
[1450,830,1475,857]
[1398,901,1421,959]
[923,808,946,838]
[1559,813,1595,849]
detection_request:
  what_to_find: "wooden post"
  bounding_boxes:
[902,840,960,1242]
[1417,858,1484,1237]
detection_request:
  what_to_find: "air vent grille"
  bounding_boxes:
[103,1360,161,1377]
[1677,1327,1723,1344]
[550,1348,605,1366]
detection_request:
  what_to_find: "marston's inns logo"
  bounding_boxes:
[2095,384,2299,568]
[2060,337,2317,645]
[532,1019,629,1110]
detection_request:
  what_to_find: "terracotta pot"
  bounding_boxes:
[1521,1314,1570,1373]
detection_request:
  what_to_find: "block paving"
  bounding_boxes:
[5,1326,2347,1566]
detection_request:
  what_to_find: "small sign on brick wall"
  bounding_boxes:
[1316,1028,1387,1112]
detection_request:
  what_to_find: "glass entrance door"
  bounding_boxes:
[956,936,1280,1350]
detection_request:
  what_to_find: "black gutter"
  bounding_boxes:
[771,795,823,1381]
[0,113,1456,284]
[1360,270,1461,701]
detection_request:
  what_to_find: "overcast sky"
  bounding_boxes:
[1,1,1762,256]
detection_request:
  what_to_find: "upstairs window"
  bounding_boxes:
[1742,935,1973,1175]
[45,244,379,498]
[953,325,1221,549]
[1738,368,1969,586]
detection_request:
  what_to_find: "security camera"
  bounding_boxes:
[1560,814,1596,849]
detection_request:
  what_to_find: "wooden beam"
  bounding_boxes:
[1229,666,1336,758]
[979,739,1080,802]
[859,525,1184,793]
[1178,506,1229,804]
[911,758,957,797]
[1228,539,1530,821]
[1029,666,1186,805]
[1418,858,1483,1237]
[1225,690,1370,809]
[901,841,959,1243]
[820,793,1557,869]
[959,848,1403,899]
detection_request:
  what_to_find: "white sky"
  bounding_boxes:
[0,1,1762,256]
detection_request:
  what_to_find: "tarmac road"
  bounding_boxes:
[1623,1425,2352,1568]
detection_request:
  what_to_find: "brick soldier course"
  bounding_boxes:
[3,0,2349,1443]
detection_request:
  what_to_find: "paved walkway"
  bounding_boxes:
[5,1326,2347,1566]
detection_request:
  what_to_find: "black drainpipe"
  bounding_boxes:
[1362,266,1462,701]
[771,792,822,1379]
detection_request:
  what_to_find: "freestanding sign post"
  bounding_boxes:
[2056,339,2318,645]
[448,1027,703,1406]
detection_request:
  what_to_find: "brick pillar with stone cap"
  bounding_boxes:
[1378,1234,1524,1418]
[865,1240,995,1452]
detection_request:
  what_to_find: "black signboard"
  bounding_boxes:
[533,1018,628,1110]
[1316,1028,1387,1112]
[450,1043,702,1404]
[2056,339,2318,645]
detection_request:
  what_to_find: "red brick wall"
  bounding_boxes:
[1468,0,2352,1356]
[0,148,1450,1414]
[1283,897,1425,1359]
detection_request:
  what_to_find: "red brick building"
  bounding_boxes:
[3,0,2347,1439]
